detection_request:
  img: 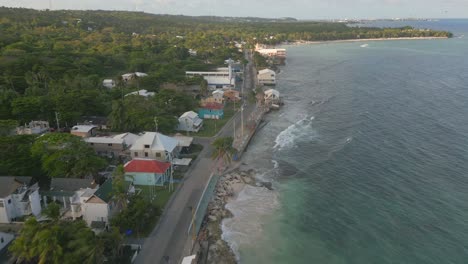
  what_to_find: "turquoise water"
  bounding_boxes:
[223,20,468,264]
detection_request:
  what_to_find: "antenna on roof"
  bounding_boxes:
[48,0,52,10]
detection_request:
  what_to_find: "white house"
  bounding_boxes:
[16,121,49,135]
[258,69,276,85]
[130,132,179,162]
[178,111,203,132]
[124,89,155,98]
[186,66,234,90]
[0,177,41,223]
[264,89,280,104]
[41,178,99,220]
[212,89,225,104]
[102,79,116,89]
[84,137,126,158]
[81,179,120,231]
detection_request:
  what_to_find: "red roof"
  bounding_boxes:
[124,159,171,174]
[202,102,224,110]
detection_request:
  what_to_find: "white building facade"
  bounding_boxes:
[0,177,41,223]
[257,69,276,85]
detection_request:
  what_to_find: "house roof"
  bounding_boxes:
[201,102,224,110]
[0,177,32,197]
[135,72,148,77]
[259,69,275,75]
[71,125,97,133]
[89,179,113,203]
[180,111,199,119]
[113,132,139,146]
[124,89,155,97]
[264,89,280,97]
[124,159,171,174]
[130,132,178,153]
[50,178,98,192]
[85,137,124,145]
[212,89,224,96]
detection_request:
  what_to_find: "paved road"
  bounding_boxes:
[134,51,256,264]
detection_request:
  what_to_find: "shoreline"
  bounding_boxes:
[283,36,448,46]
[197,165,273,264]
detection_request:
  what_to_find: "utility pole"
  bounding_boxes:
[55,112,60,131]
[154,117,158,132]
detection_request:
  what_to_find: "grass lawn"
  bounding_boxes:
[134,184,179,236]
[137,184,179,209]
[194,102,238,137]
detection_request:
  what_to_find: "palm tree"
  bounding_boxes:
[9,217,41,263]
[211,137,237,171]
[112,165,129,210]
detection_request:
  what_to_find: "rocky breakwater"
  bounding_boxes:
[197,169,259,264]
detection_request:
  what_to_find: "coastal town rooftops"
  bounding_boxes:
[113,132,139,146]
[130,132,178,153]
[0,176,32,197]
[201,102,224,110]
[84,137,124,145]
[50,178,98,193]
[125,89,155,97]
[264,89,280,97]
[71,125,97,133]
[212,89,224,96]
[124,159,171,174]
[180,111,199,119]
[259,69,275,75]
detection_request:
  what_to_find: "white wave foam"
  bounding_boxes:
[273,116,316,150]
[222,185,280,261]
[272,160,279,169]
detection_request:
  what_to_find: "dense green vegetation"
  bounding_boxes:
[9,204,123,264]
[0,7,451,134]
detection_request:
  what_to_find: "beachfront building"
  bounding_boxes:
[257,69,276,85]
[16,120,50,135]
[186,67,234,90]
[178,111,203,132]
[0,177,42,223]
[199,103,224,119]
[124,159,172,186]
[255,44,287,59]
[130,132,179,162]
[264,89,281,105]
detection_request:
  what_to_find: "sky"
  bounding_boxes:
[0,0,467,19]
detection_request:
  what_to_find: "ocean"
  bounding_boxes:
[222,19,468,264]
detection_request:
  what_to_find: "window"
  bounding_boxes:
[156,153,161,158]
[144,144,150,148]
[0,200,3,208]
[108,143,112,146]
[134,152,138,157]
[145,152,148,157]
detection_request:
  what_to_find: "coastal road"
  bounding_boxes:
[134,50,256,264]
